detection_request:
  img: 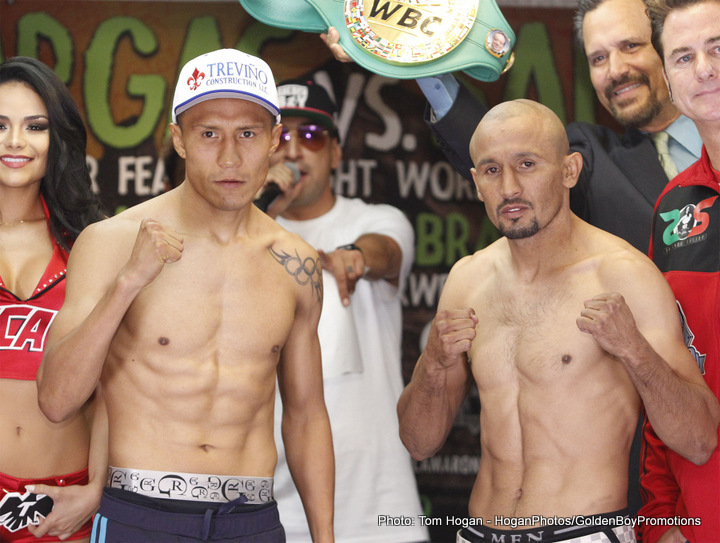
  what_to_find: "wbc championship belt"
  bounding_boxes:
[239,0,515,82]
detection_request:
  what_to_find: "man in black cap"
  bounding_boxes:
[257,77,428,543]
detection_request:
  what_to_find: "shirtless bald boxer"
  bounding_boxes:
[397,100,719,543]
[36,49,334,542]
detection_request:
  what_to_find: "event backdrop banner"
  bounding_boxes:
[0,1,614,540]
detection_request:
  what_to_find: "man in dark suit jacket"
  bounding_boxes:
[424,0,702,254]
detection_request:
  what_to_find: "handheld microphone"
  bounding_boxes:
[255,163,301,212]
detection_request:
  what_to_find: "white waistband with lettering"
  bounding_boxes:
[107,466,274,504]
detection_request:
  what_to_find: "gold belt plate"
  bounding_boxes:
[345,0,479,65]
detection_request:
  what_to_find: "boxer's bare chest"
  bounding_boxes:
[470,272,606,387]
[120,237,303,357]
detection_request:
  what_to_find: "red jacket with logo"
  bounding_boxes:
[0,233,67,381]
[639,147,720,542]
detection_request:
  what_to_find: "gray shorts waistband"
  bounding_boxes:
[107,466,274,505]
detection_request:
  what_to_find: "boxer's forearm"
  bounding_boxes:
[282,407,335,543]
[621,340,719,465]
[397,352,471,460]
[38,274,143,422]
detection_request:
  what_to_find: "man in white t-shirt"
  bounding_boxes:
[256,77,428,543]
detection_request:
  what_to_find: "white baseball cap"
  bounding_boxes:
[172,48,280,124]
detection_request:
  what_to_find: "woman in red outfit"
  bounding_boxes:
[0,56,106,542]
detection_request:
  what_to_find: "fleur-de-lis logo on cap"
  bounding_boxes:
[187,68,205,91]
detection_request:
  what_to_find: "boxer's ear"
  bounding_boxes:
[562,152,582,189]
[169,122,186,159]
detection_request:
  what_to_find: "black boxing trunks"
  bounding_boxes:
[92,467,283,542]
[456,509,637,543]
[90,488,285,542]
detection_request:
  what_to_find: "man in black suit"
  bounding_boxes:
[420,0,701,254]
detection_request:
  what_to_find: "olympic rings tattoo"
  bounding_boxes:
[269,246,323,302]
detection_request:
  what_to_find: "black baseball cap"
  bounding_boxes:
[277,78,338,133]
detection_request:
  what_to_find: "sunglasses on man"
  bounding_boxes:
[279,124,335,152]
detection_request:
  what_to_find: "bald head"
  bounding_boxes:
[469,99,582,240]
[470,99,569,167]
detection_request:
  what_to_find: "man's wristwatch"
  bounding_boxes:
[337,243,370,276]
[336,243,363,254]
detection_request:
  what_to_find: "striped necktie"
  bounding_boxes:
[651,130,679,179]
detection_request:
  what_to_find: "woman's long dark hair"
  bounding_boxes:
[0,56,104,251]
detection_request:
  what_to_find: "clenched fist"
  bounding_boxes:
[424,308,478,370]
[120,218,184,289]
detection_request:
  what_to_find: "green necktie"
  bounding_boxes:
[651,130,679,179]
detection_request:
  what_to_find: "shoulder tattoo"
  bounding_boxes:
[268,246,323,302]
